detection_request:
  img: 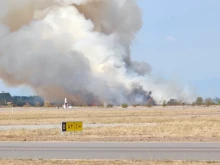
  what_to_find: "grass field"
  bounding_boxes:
[0,159,220,165]
[0,106,219,141]
[0,106,220,125]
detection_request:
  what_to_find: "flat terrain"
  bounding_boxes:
[1,159,220,165]
[0,106,220,141]
[1,106,220,125]
[0,142,219,160]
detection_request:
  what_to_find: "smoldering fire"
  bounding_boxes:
[0,0,194,105]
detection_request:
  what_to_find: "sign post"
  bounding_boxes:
[62,121,83,134]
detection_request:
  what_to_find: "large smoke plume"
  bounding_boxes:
[0,0,194,105]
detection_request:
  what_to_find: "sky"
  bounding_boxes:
[132,0,220,98]
[1,0,220,98]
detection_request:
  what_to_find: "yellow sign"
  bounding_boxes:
[62,121,83,132]
[66,122,75,132]
[74,121,83,132]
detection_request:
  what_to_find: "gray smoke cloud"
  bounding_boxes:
[0,0,195,105]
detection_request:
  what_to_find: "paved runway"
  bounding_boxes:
[0,142,219,160]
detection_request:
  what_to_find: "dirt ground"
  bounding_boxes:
[0,159,219,165]
[0,106,219,142]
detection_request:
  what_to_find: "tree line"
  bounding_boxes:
[0,92,219,107]
[162,97,220,107]
[0,92,44,107]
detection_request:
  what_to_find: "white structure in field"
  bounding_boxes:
[63,98,68,109]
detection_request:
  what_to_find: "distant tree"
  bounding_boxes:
[195,97,203,105]
[121,104,128,108]
[132,104,138,107]
[147,103,152,108]
[98,104,104,108]
[162,100,167,107]
[204,98,214,107]
[0,93,12,105]
[218,100,220,105]
[191,102,196,106]
[107,104,114,108]
[167,99,178,106]
[147,98,154,107]
[35,102,41,107]
[44,101,52,107]
[82,104,88,107]
[12,95,44,107]
[23,103,30,107]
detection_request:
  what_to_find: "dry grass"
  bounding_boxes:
[0,115,219,141]
[0,106,220,141]
[0,159,219,165]
[0,106,220,125]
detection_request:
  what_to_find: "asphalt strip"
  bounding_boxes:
[0,123,157,130]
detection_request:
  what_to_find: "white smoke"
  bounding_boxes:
[0,0,195,105]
